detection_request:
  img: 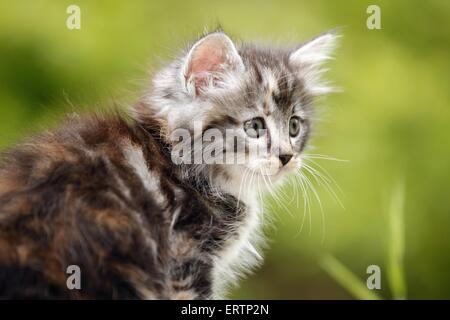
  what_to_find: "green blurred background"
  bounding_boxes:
[0,0,449,299]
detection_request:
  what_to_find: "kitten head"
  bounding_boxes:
[137,30,338,189]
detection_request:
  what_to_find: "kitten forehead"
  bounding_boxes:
[236,44,306,115]
[260,67,278,90]
[261,68,278,115]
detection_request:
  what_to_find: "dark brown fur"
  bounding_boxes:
[0,114,245,299]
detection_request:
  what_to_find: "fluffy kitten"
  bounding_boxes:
[0,30,338,299]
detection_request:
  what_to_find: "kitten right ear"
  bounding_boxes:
[289,32,340,96]
[182,32,244,97]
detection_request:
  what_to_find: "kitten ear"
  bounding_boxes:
[182,32,244,97]
[289,32,340,96]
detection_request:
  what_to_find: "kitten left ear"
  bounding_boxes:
[289,32,340,96]
[182,32,244,97]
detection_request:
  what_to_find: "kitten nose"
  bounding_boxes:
[279,154,293,166]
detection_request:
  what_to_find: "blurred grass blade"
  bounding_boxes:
[320,254,382,300]
[387,181,407,299]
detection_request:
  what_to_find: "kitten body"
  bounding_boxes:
[0,30,338,299]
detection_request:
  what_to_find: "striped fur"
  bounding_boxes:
[0,30,338,299]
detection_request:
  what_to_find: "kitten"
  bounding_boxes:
[0,30,338,299]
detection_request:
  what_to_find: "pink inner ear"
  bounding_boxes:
[187,37,228,91]
[190,44,225,74]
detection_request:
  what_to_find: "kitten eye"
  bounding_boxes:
[289,116,302,137]
[244,117,266,138]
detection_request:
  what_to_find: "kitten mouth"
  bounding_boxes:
[247,166,282,177]
[244,158,300,177]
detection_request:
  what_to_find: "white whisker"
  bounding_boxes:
[300,169,326,241]
[303,153,348,163]
[303,158,345,209]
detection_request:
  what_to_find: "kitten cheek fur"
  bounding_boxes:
[0,30,338,299]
